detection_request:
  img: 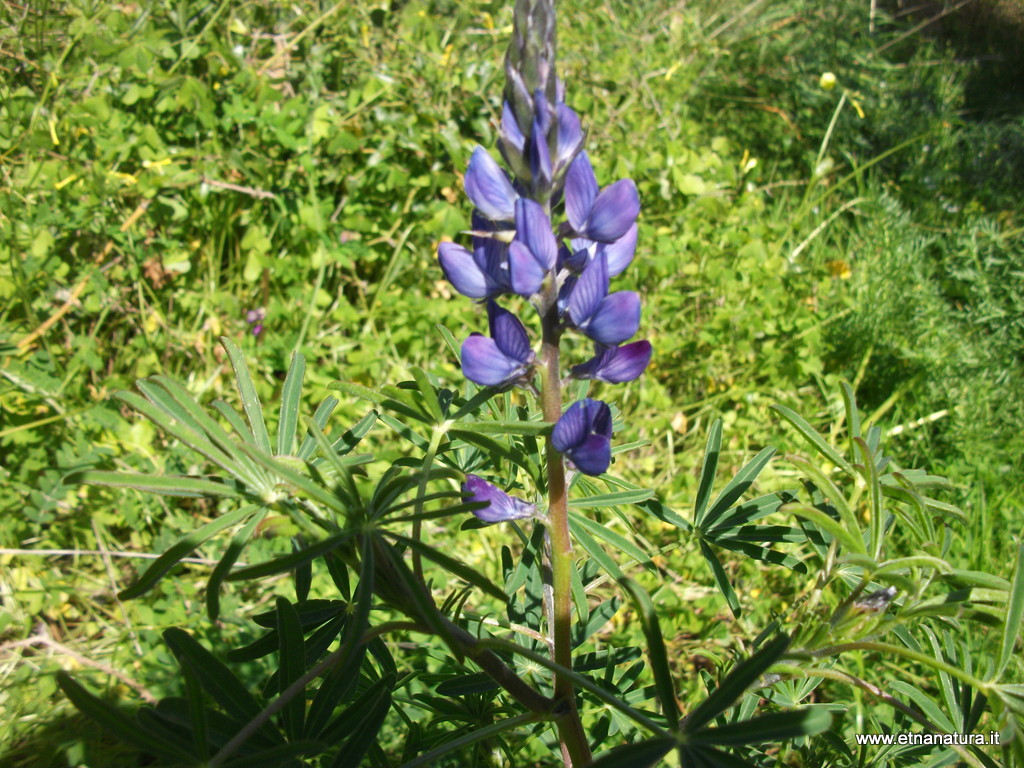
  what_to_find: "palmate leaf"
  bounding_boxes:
[275,597,306,741]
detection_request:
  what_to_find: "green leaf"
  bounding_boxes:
[68,470,244,499]
[411,366,443,423]
[56,673,196,762]
[772,404,854,475]
[684,634,790,733]
[385,532,506,602]
[219,741,326,768]
[119,505,258,599]
[569,511,650,567]
[227,531,357,582]
[688,706,832,746]
[694,419,722,527]
[221,336,272,452]
[699,540,742,618]
[305,544,375,739]
[296,397,339,460]
[702,447,775,531]
[783,502,867,555]
[888,681,956,732]
[678,744,759,768]
[590,737,676,768]
[162,628,273,732]
[571,522,624,580]
[461,419,551,435]
[277,352,306,456]
[329,409,378,457]
[275,597,306,740]
[707,492,789,533]
[207,509,268,620]
[569,488,655,508]
[323,675,394,768]
[998,544,1024,680]
[116,390,239,475]
[620,577,679,728]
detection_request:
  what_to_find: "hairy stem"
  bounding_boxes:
[538,284,593,767]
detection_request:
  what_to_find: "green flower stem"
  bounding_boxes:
[538,283,593,767]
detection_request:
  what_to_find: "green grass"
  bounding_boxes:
[1,0,1022,765]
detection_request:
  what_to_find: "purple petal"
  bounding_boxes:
[465,147,517,222]
[603,223,638,277]
[461,334,527,387]
[552,400,589,454]
[573,340,651,383]
[439,241,493,299]
[463,475,535,523]
[567,252,609,328]
[569,346,615,381]
[500,102,525,153]
[515,199,557,270]
[556,104,583,169]
[585,179,640,243]
[585,291,641,345]
[508,241,545,297]
[589,399,613,440]
[527,117,552,189]
[488,301,533,363]
[565,152,598,233]
[567,434,611,476]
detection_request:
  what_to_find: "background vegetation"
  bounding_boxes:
[1,0,1022,765]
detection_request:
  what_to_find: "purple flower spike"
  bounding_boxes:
[565,151,640,243]
[463,475,536,523]
[552,399,613,476]
[465,147,518,222]
[508,199,557,296]
[571,340,652,383]
[566,253,641,345]
[461,301,535,387]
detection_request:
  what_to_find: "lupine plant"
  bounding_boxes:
[58,1,1024,767]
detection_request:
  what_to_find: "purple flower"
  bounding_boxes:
[564,224,638,277]
[565,252,640,345]
[462,474,536,523]
[571,340,652,383]
[461,301,535,387]
[465,146,518,222]
[508,198,558,296]
[564,151,640,243]
[552,399,613,476]
[438,233,510,300]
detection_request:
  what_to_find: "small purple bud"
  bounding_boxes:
[552,399,613,476]
[463,475,536,523]
[252,323,263,337]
